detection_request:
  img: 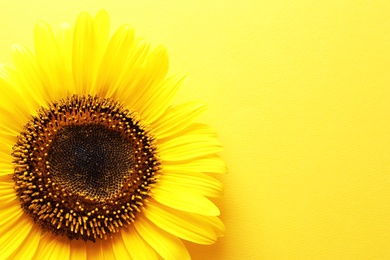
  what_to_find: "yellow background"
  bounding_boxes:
[1,0,390,259]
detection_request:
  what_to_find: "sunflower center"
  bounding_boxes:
[13,95,160,242]
[48,124,134,200]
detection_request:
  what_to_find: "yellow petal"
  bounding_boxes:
[0,215,34,259]
[86,239,104,260]
[33,234,70,260]
[0,137,15,171]
[123,44,168,104]
[111,233,131,259]
[163,155,228,174]
[94,24,135,97]
[32,233,55,260]
[152,101,208,140]
[159,170,223,197]
[85,239,116,260]
[174,122,218,136]
[0,179,15,194]
[0,203,23,233]
[0,175,12,183]
[145,201,217,244]
[0,66,33,120]
[0,181,20,223]
[0,162,13,177]
[114,39,151,100]
[0,192,16,206]
[0,181,17,210]
[51,236,70,260]
[11,44,49,107]
[137,74,185,125]
[152,187,220,216]
[0,105,25,140]
[70,239,87,260]
[72,12,94,94]
[129,45,169,111]
[56,22,75,95]
[92,9,110,85]
[0,121,19,139]
[121,224,158,260]
[34,21,67,100]
[7,225,41,260]
[142,45,169,90]
[134,215,190,260]
[200,215,225,237]
[158,134,223,161]
[101,239,116,260]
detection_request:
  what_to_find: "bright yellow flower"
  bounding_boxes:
[0,10,226,259]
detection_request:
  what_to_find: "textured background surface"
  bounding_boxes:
[1,1,390,259]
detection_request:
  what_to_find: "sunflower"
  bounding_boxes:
[0,10,226,260]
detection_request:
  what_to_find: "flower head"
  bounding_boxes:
[0,10,226,259]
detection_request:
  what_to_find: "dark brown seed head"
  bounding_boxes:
[13,95,160,242]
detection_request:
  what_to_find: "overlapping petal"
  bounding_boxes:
[56,22,75,95]
[34,21,68,100]
[6,225,41,260]
[94,24,135,97]
[152,186,220,216]
[111,233,132,259]
[92,10,110,72]
[134,216,190,260]
[158,170,223,197]
[121,225,158,259]
[152,101,208,139]
[33,234,70,260]
[72,12,94,94]
[11,44,49,107]
[159,134,223,161]
[145,201,218,244]
[0,66,34,120]
[163,155,228,174]
[70,239,87,260]
[0,214,35,259]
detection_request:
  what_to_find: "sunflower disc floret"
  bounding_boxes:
[13,95,160,241]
